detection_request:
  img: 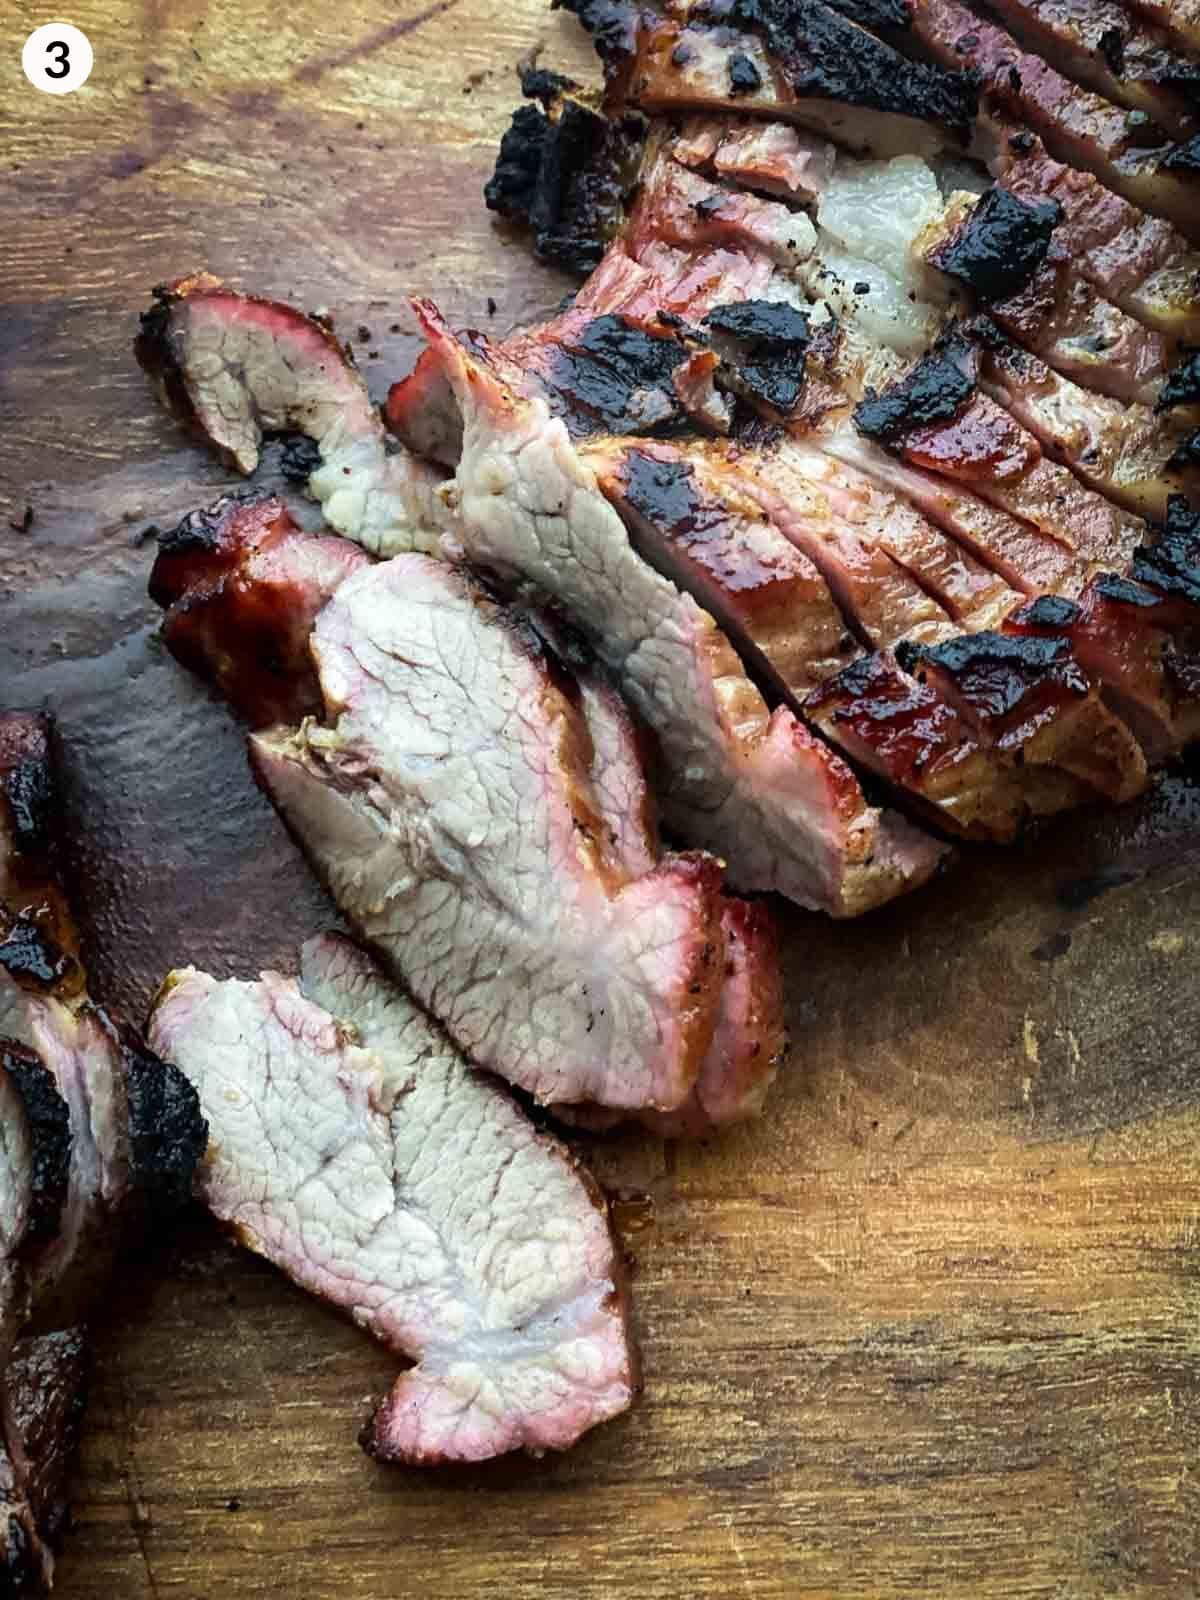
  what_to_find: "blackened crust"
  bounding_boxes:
[1156,352,1200,414]
[0,921,72,991]
[122,1033,208,1216]
[855,334,975,446]
[705,300,810,414]
[484,98,643,276]
[1,1514,33,1595]
[135,282,202,433]
[543,315,692,434]
[696,0,978,140]
[7,1329,89,1544]
[1,1042,72,1244]
[933,185,1060,303]
[1161,133,1200,173]
[897,631,1089,718]
[819,0,913,30]
[552,0,639,70]
[1130,496,1200,606]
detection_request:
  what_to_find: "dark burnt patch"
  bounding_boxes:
[134,283,197,431]
[855,331,975,447]
[1169,429,1200,469]
[619,447,703,537]
[933,185,1060,304]
[279,434,323,484]
[1,1514,33,1595]
[8,1328,89,1543]
[1156,351,1200,414]
[1007,594,1081,630]
[1130,495,1200,606]
[694,0,977,140]
[484,96,643,275]
[1092,572,1164,609]
[728,51,763,93]
[543,314,691,434]
[0,919,74,992]
[2,1042,72,1243]
[1097,25,1126,79]
[819,0,914,32]
[122,1032,208,1216]
[551,0,639,71]
[3,755,53,859]
[897,631,1088,720]
[1161,132,1200,172]
[518,66,580,104]
[704,299,810,414]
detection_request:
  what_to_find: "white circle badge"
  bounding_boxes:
[22,23,93,94]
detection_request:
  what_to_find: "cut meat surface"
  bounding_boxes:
[249,553,728,1113]
[148,934,637,1464]
[407,299,949,914]
[137,274,451,555]
[908,0,1200,240]
[149,492,371,729]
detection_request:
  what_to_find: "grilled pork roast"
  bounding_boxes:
[0,713,206,1591]
[149,933,638,1463]
[148,493,786,1130]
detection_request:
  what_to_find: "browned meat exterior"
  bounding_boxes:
[990,134,1200,342]
[581,431,1145,836]
[149,494,370,729]
[853,329,1146,573]
[917,185,1176,407]
[0,713,206,1593]
[150,508,786,1129]
[5,1331,87,1558]
[908,0,1200,239]
[625,0,977,156]
[970,319,1198,521]
[981,0,1200,140]
[150,934,638,1463]
[137,273,450,556]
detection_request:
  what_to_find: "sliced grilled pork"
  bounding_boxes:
[137,273,451,555]
[5,1330,87,1558]
[625,0,977,157]
[673,116,837,200]
[0,711,206,1592]
[917,184,1176,408]
[149,934,637,1464]
[906,0,1200,239]
[992,134,1200,343]
[248,553,728,1113]
[978,0,1200,142]
[407,299,948,913]
[150,502,785,1129]
[970,321,1197,522]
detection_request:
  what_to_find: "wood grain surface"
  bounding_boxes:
[2,1,1199,1594]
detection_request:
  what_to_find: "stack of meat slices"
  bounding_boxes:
[137,0,1200,917]
[0,713,207,1589]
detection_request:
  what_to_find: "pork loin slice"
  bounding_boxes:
[148,935,637,1463]
[626,2,976,158]
[908,0,1200,241]
[978,0,1200,142]
[250,553,726,1113]
[6,1330,87,1555]
[149,492,371,728]
[408,300,948,915]
[136,274,450,555]
[992,135,1200,343]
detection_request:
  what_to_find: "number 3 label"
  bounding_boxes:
[22,23,94,94]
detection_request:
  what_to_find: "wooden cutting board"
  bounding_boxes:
[2,1,1199,1593]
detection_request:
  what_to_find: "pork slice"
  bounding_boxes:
[919,187,1176,407]
[409,299,949,916]
[852,331,1146,574]
[250,553,726,1112]
[148,937,637,1464]
[627,3,976,158]
[136,274,450,555]
[971,323,1198,523]
[993,136,1200,342]
[6,1329,87,1556]
[979,0,1200,142]
[149,492,371,729]
[908,0,1200,241]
